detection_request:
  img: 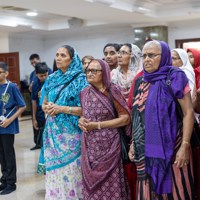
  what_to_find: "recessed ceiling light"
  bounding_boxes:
[138,7,150,12]
[26,11,38,17]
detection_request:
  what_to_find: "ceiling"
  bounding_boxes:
[0,0,200,35]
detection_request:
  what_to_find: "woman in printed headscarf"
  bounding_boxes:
[128,40,194,200]
[42,45,88,199]
[111,43,143,100]
[78,59,131,200]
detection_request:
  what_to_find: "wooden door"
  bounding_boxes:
[0,52,20,86]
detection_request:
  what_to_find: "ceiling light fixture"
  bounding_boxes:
[138,7,150,12]
[134,29,143,33]
[26,11,38,17]
[93,0,115,5]
[0,20,17,27]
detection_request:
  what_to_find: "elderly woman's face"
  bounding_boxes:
[171,51,183,67]
[85,61,102,85]
[118,45,131,68]
[142,44,161,73]
[55,47,72,72]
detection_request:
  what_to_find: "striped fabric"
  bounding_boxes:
[132,79,194,200]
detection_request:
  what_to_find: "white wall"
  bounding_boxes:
[9,34,44,81]
[43,25,134,69]
[0,32,9,52]
[168,20,200,49]
[7,21,200,80]
[9,25,135,80]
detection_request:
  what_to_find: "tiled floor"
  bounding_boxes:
[0,118,45,200]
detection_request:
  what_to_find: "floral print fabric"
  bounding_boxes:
[45,157,83,200]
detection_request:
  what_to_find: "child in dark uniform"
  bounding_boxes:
[0,62,26,195]
[31,62,49,150]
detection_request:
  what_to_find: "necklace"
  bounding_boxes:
[99,87,106,93]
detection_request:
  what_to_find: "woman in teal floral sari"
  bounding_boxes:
[42,45,88,200]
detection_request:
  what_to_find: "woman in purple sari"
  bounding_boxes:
[128,40,194,200]
[78,59,131,200]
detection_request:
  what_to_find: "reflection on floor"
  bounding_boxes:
[0,118,45,200]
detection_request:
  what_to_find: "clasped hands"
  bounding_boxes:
[44,102,61,116]
[78,117,97,132]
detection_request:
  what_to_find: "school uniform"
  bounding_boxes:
[31,78,46,147]
[0,81,26,189]
[30,68,52,84]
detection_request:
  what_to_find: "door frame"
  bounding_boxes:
[175,38,200,48]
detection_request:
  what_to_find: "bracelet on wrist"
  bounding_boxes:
[68,106,72,114]
[97,121,101,130]
[182,140,190,146]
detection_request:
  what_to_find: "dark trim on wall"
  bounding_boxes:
[175,38,200,48]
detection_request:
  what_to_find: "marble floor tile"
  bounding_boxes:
[0,119,45,200]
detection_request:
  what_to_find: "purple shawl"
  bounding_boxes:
[80,59,131,191]
[143,41,188,194]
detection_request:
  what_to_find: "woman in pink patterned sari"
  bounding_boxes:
[78,59,131,200]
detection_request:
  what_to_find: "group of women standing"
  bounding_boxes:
[40,39,199,200]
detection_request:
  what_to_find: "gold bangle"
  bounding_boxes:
[182,140,190,146]
[97,121,101,130]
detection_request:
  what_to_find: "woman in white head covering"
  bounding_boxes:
[171,48,196,97]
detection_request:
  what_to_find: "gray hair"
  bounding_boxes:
[143,40,162,53]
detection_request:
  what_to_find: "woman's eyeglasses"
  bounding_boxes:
[85,69,102,74]
[117,51,131,56]
[140,53,161,59]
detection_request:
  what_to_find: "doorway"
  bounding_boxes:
[0,52,20,86]
[175,38,200,51]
